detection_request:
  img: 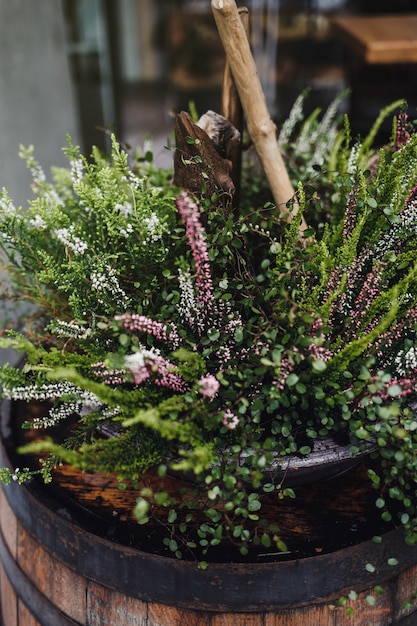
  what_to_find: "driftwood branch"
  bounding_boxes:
[173,111,235,203]
[212,0,307,234]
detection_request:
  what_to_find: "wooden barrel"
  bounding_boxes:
[2,407,417,625]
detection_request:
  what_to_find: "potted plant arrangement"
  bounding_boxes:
[1,2,417,624]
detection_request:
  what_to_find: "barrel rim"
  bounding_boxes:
[2,405,417,611]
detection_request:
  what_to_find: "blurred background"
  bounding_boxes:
[0,0,417,203]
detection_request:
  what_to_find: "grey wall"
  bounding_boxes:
[0,0,79,207]
[0,0,80,366]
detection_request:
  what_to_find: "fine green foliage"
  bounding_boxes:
[2,97,417,561]
[0,136,178,326]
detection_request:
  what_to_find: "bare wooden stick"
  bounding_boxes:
[212,0,307,233]
[221,6,248,131]
[221,6,248,207]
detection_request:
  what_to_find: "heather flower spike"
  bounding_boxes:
[176,191,214,320]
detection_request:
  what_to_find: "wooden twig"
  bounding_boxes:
[212,0,308,234]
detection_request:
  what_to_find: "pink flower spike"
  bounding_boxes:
[124,350,189,392]
[396,110,410,149]
[115,314,180,349]
[197,374,220,399]
[175,191,214,314]
[222,409,239,430]
[403,183,417,211]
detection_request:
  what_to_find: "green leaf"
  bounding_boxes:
[169,539,178,552]
[134,497,150,524]
[248,499,261,512]
[387,384,402,397]
[154,491,169,505]
[283,488,296,499]
[286,373,299,387]
[355,426,369,440]
[401,513,410,525]
[312,359,327,372]
[118,333,130,347]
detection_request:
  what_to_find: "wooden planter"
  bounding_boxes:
[1,405,417,625]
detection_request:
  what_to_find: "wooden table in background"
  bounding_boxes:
[333,14,417,65]
[332,13,417,136]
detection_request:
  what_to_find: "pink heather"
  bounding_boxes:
[216,345,232,368]
[130,364,151,386]
[92,362,127,385]
[322,266,342,304]
[363,375,416,401]
[311,318,324,332]
[274,351,299,391]
[403,184,417,211]
[370,307,417,363]
[176,191,214,314]
[115,314,180,349]
[308,343,332,362]
[222,409,239,429]
[348,262,385,334]
[197,374,220,399]
[342,186,359,239]
[396,110,411,149]
[326,250,371,324]
[129,354,189,392]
